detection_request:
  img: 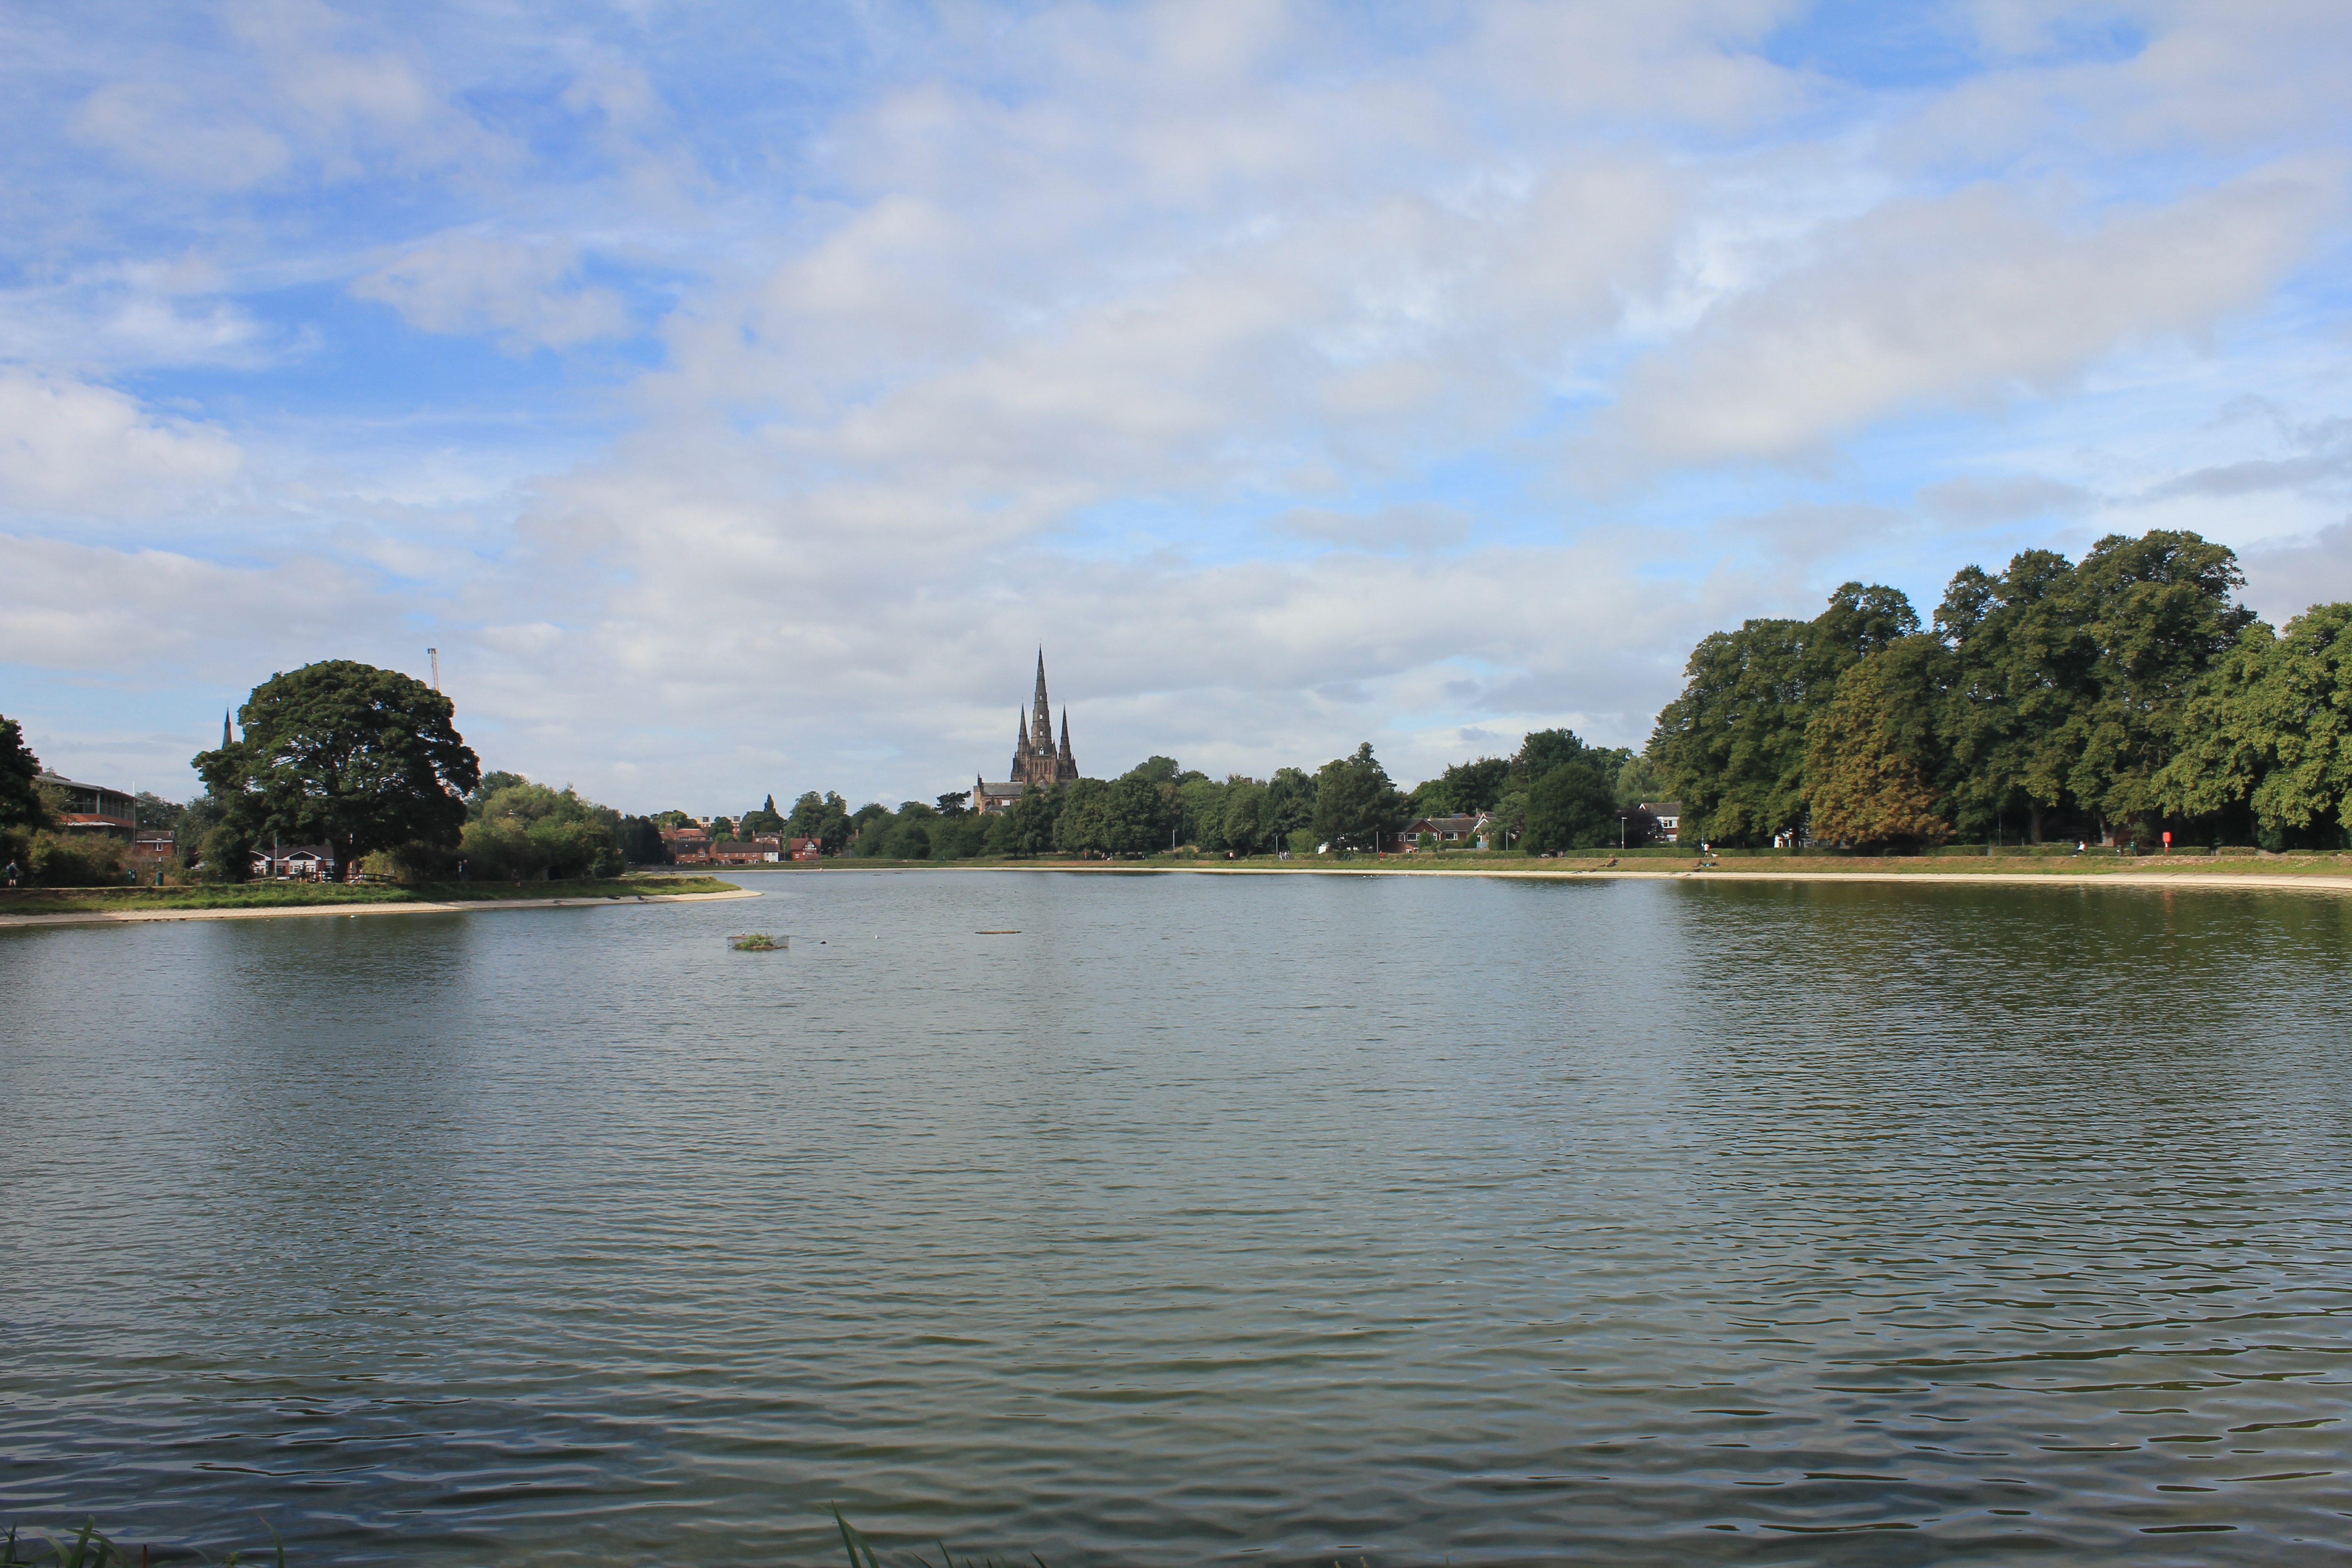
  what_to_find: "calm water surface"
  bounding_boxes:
[4,872,2349,1566]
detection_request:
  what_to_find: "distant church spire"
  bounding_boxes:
[996,652,1080,795]
[222,709,233,749]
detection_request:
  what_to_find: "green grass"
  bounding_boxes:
[0,875,740,917]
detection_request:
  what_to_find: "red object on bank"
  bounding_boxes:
[2163,831,2172,853]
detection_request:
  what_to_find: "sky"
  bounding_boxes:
[3,0,2348,814]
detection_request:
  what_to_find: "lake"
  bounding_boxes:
[4,871,2348,1565]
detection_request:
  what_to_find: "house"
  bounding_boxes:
[251,845,336,879]
[131,830,178,860]
[1396,813,1491,848]
[789,836,823,860]
[1639,802,1682,843]
[662,825,713,865]
[36,772,134,834]
[711,836,784,865]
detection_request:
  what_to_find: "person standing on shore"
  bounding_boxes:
[4,858,18,888]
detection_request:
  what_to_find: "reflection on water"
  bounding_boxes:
[4,874,2349,1566]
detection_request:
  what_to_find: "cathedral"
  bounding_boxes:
[974,652,1078,813]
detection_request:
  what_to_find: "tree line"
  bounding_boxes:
[1650,529,2352,850]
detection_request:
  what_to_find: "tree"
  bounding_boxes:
[1936,549,2088,842]
[0,715,49,845]
[2160,603,2352,847]
[1312,743,1404,851]
[1178,775,1228,848]
[617,815,668,864]
[1123,755,1186,786]
[935,790,972,818]
[1103,775,1175,855]
[1000,782,1061,856]
[741,794,786,834]
[1612,752,1664,811]
[2064,531,2256,840]
[1219,777,1267,853]
[787,790,853,854]
[192,661,480,882]
[1521,734,1618,851]
[1261,767,1316,843]
[1805,637,1954,848]
[1438,755,1509,813]
[461,779,626,880]
[1053,778,1111,855]
[1651,583,1917,845]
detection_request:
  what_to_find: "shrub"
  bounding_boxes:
[26,830,127,886]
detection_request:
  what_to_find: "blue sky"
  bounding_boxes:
[4,0,2348,813]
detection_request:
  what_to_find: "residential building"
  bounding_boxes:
[1639,802,1682,843]
[711,836,784,864]
[1397,813,1491,847]
[37,772,134,834]
[252,846,336,879]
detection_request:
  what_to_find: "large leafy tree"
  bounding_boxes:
[787,789,854,853]
[1805,637,1955,848]
[1519,729,1620,851]
[1651,582,1917,845]
[1052,778,1111,855]
[998,782,1061,856]
[2064,531,2256,838]
[193,661,480,881]
[461,778,624,880]
[1936,549,2088,842]
[1102,775,1176,855]
[2159,602,2352,846]
[1311,743,1405,850]
[1,715,48,839]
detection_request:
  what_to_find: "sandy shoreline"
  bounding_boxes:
[0,887,759,931]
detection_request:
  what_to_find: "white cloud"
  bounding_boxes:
[353,234,629,352]
[69,82,291,191]
[1594,164,2343,470]
[0,370,243,518]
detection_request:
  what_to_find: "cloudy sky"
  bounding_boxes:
[4,0,2348,813]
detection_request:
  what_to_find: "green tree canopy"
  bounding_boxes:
[1519,730,1620,851]
[787,790,854,853]
[1935,548,2087,841]
[1052,777,1111,855]
[2065,530,2256,836]
[1650,582,1918,845]
[999,781,1061,856]
[193,660,480,881]
[462,779,625,880]
[1311,743,1405,850]
[2159,602,2352,845]
[1805,637,1955,848]
[0,715,47,840]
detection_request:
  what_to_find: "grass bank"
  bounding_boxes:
[0,875,740,918]
[740,850,2352,882]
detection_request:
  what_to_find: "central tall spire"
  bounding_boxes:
[1031,648,1052,752]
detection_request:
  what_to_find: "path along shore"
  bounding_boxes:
[0,887,759,931]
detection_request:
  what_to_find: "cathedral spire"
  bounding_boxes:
[1058,707,1072,765]
[222,709,233,749]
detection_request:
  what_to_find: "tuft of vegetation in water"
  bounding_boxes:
[730,931,781,950]
[836,1507,1044,1568]
[3,1518,283,1568]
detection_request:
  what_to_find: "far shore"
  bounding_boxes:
[708,853,2352,895]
